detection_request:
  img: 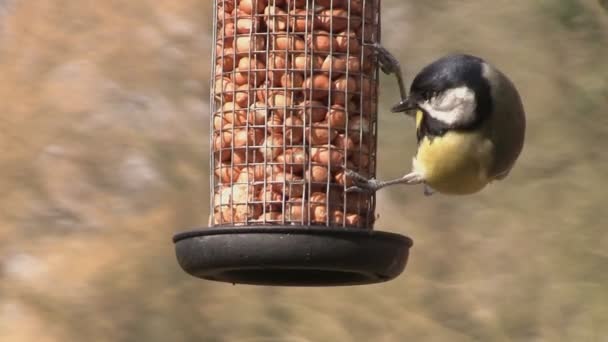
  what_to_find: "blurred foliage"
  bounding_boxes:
[1,0,607,341]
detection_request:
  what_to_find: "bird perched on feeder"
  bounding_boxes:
[346,45,526,196]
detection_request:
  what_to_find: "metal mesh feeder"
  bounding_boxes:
[173,0,413,286]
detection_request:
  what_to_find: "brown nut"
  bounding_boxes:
[270,172,305,198]
[302,74,330,100]
[212,204,233,224]
[329,209,345,225]
[316,9,360,32]
[289,9,316,32]
[283,114,304,145]
[335,30,360,53]
[327,104,347,129]
[214,149,232,162]
[315,0,344,7]
[214,162,242,184]
[235,35,265,55]
[215,188,237,210]
[309,192,328,206]
[233,127,264,148]
[334,169,353,187]
[259,134,284,161]
[298,100,327,123]
[239,0,267,14]
[219,20,236,38]
[234,168,264,193]
[267,113,284,135]
[267,52,288,86]
[213,123,234,151]
[333,133,356,155]
[232,148,264,166]
[311,204,328,224]
[276,148,307,173]
[264,5,287,32]
[214,183,255,206]
[310,145,345,167]
[248,102,269,126]
[285,199,309,222]
[221,102,247,126]
[273,34,305,51]
[345,213,362,227]
[259,186,283,212]
[213,207,233,225]
[256,81,280,102]
[217,36,235,52]
[360,77,375,96]
[214,77,235,102]
[216,47,236,73]
[269,92,293,118]
[306,165,329,183]
[255,211,282,223]
[249,164,277,182]
[306,30,336,54]
[306,122,338,146]
[235,83,256,108]
[321,55,361,77]
[280,72,304,88]
[235,57,266,86]
[283,0,306,8]
[332,75,358,105]
[218,0,236,13]
[235,15,261,34]
[234,203,262,224]
[291,54,323,71]
[214,102,243,130]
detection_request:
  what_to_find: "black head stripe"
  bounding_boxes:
[416,110,450,143]
[411,54,493,128]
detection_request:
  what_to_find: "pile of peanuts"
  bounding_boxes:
[212,0,378,228]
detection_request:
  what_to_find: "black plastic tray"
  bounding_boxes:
[173,226,413,286]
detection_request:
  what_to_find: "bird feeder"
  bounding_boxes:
[173,0,413,286]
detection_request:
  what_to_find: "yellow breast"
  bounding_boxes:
[415,129,494,195]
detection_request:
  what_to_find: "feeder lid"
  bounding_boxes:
[173,226,413,286]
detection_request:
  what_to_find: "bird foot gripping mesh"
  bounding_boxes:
[211,0,381,229]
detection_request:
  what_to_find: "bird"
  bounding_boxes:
[346,47,526,196]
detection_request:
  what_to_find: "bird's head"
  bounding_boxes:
[392,54,494,130]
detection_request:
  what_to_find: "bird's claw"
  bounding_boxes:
[345,186,369,193]
[371,43,407,102]
[344,169,369,182]
[373,43,401,76]
[344,169,379,193]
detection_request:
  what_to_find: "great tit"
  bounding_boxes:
[347,47,526,195]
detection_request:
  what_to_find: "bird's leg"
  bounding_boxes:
[344,169,424,193]
[373,43,407,105]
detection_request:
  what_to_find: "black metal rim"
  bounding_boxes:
[173,226,414,246]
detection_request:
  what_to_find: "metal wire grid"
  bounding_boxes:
[210,0,380,229]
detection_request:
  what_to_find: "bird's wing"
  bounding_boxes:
[492,168,512,181]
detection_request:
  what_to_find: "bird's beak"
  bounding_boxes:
[390,97,417,116]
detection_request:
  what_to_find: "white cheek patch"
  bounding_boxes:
[418,86,477,126]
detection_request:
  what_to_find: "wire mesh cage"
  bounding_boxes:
[173,0,413,286]
[212,0,379,228]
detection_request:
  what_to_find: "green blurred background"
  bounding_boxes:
[1,1,607,341]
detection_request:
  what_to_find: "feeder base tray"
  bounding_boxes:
[173,226,413,286]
